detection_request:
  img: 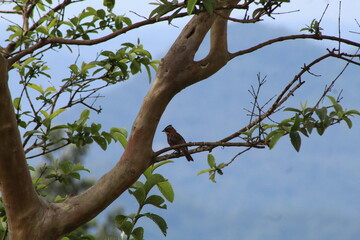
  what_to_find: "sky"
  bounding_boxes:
[1,1,360,239]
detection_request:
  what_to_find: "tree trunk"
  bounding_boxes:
[0,3,235,237]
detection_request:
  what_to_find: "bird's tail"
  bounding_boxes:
[183,150,194,162]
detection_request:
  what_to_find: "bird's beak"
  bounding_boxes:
[162,129,165,132]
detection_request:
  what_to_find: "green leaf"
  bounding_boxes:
[132,227,144,240]
[110,127,128,138]
[343,116,352,128]
[129,187,146,205]
[144,173,166,194]
[23,57,37,66]
[306,121,315,134]
[103,0,115,11]
[144,213,168,236]
[45,86,56,93]
[326,95,337,105]
[315,107,327,121]
[59,161,72,174]
[265,129,286,149]
[28,83,44,93]
[157,181,174,203]
[316,123,325,136]
[92,136,107,150]
[203,0,216,13]
[90,123,102,134]
[115,214,128,227]
[116,219,132,234]
[28,165,35,171]
[37,26,49,35]
[96,9,106,19]
[77,109,90,125]
[197,168,212,176]
[289,131,301,152]
[133,48,152,58]
[187,0,197,14]
[37,2,45,11]
[49,108,66,120]
[207,154,216,168]
[268,131,285,149]
[86,7,97,15]
[298,128,309,137]
[284,107,301,113]
[101,131,113,143]
[290,114,301,132]
[13,97,21,110]
[72,163,90,172]
[345,109,360,116]
[144,160,173,179]
[23,130,42,137]
[69,64,78,74]
[40,110,49,118]
[144,195,167,209]
[68,172,80,180]
[50,124,68,131]
[209,172,216,183]
[122,17,132,26]
[112,132,127,148]
[144,64,152,83]
[252,7,263,18]
[81,62,96,73]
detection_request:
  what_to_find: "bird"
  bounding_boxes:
[162,124,194,162]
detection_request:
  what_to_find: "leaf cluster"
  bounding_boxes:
[301,19,324,35]
[115,161,174,239]
[5,4,133,51]
[266,96,360,152]
[30,159,90,201]
[93,41,159,83]
[197,154,225,183]
[252,0,290,19]
[149,0,216,23]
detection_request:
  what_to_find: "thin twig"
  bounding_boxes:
[338,1,342,52]
[318,4,329,25]
[223,147,251,168]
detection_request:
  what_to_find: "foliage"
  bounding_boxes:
[301,18,324,35]
[115,161,174,239]
[115,161,174,240]
[196,95,360,182]
[266,96,360,151]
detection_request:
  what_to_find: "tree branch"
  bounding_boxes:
[153,141,265,162]
[229,34,360,59]
[6,11,189,67]
[193,8,232,81]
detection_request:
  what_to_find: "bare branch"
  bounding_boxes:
[229,34,360,60]
[153,140,265,161]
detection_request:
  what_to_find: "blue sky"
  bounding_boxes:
[2,1,360,239]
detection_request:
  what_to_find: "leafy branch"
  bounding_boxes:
[115,161,174,239]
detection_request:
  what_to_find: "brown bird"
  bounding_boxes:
[162,125,194,162]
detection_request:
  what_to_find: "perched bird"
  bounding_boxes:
[162,124,194,162]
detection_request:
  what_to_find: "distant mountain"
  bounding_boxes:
[60,22,360,239]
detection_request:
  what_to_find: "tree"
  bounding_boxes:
[0,0,359,239]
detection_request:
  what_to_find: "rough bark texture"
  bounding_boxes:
[0,3,235,238]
